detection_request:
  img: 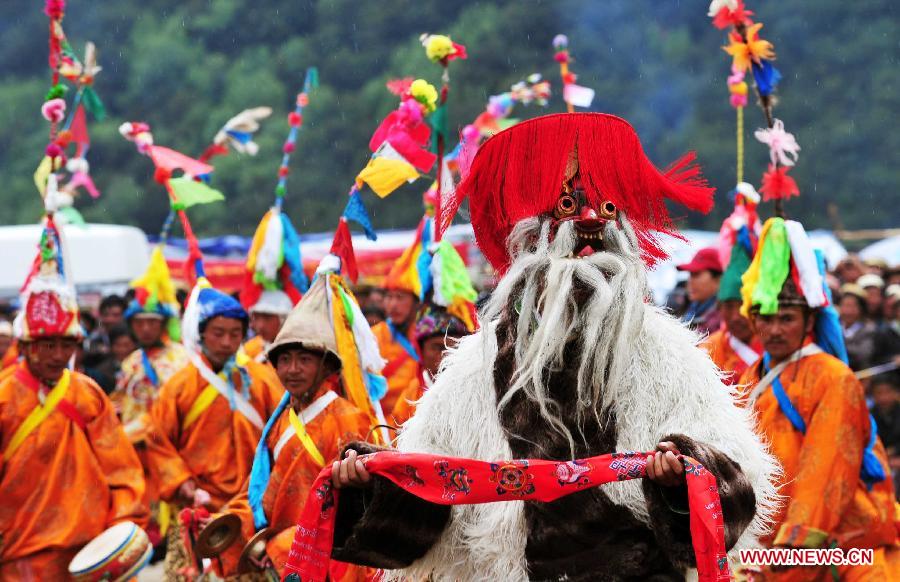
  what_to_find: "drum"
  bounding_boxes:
[68,521,152,582]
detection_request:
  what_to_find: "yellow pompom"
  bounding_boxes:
[729,81,749,96]
[409,79,439,113]
[425,35,454,62]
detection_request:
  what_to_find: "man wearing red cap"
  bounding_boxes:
[324,114,777,581]
[677,247,723,336]
[0,225,148,579]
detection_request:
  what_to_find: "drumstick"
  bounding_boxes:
[855,360,899,380]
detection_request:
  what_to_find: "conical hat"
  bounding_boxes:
[266,276,340,367]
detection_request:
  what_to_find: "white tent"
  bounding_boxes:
[0,223,150,300]
[860,235,900,266]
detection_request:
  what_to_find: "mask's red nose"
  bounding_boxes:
[576,206,602,231]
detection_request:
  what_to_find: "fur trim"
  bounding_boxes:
[391,328,530,581]
[332,442,450,569]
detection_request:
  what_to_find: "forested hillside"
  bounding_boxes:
[0,0,897,237]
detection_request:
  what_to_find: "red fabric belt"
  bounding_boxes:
[282,450,731,581]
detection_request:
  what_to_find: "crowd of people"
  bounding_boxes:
[1,112,898,581]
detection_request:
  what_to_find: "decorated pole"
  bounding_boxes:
[420,34,466,242]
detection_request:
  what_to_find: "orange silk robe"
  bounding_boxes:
[740,352,900,581]
[226,381,370,577]
[240,335,268,363]
[702,329,760,386]
[147,358,284,506]
[0,366,148,579]
[371,321,417,412]
[146,358,283,574]
[0,341,18,371]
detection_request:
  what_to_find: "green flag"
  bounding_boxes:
[168,177,225,208]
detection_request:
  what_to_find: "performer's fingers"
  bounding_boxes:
[656,452,668,480]
[355,460,371,483]
[347,456,360,483]
[646,454,656,479]
[657,441,679,454]
[657,452,672,481]
[331,461,341,488]
[665,451,684,476]
[339,451,354,485]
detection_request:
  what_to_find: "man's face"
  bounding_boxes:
[385,290,418,326]
[838,295,863,326]
[201,316,245,367]
[100,305,124,331]
[23,337,78,384]
[131,317,165,348]
[275,347,334,400]
[111,334,137,363]
[420,334,461,378]
[865,287,883,318]
[686,270,720,303]
[250,312,283,344]
[720,300,753,344]
[751,306,813,363]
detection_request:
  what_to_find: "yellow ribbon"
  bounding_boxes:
[288,407,325,467]
[183,384,219,431]
[4,370,71,461]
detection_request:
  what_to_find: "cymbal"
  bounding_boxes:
[238,527,273,574]
[195,513,242,559]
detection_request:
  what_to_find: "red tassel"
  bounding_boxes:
[759,164,800,201]
[330,219,358,283]
[444,113,715,271]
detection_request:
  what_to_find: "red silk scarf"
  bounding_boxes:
[282,450,731,581]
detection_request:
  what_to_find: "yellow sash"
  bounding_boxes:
[183,384,219,431]
[288,407,325,467]
[3,370,71,461]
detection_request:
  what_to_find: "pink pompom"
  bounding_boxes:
[398,99,423,125]
[288,112,302,127]
[41,98,66,122]
[45,142,64,158]
[297,94,309,107]
[730,94,748,108]
[554,51,570,64]
[282,142,296,154]
[461,124,479,143]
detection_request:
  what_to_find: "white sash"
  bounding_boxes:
[747,344,822,405]
[186,350,264,430]
[728,334,761,367]
[272,390,339,461]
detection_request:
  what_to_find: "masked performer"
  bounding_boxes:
[324,113,780,581]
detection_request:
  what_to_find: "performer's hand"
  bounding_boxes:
[249,551,274,571]
[177,479,198,506]
[646,442,685,487]
[331,449,371,489]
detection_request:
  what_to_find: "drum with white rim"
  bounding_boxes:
[68,521,152,582]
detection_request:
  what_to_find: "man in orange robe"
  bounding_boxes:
[391,304,471,425]
[240,290,294,364]
[371,263,420,412]
[146,282,283,578]
[222,277,370,578]
[739,218,899,581]
[0,276,148,579]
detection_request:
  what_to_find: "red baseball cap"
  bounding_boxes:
[676,247,723,274]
